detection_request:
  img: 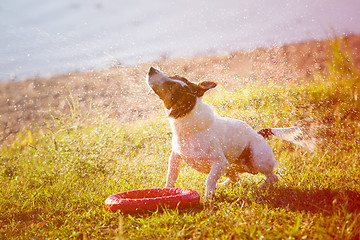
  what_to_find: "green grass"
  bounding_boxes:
[1,39,360,239]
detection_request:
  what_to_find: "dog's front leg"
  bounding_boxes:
[205,158,229,198]
[165,151,182,188]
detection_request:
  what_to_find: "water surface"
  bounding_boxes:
[1,0,359,81]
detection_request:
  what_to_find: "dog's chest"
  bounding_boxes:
[171,130,216,173]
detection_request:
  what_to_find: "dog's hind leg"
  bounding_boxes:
[249,139,279,188]
[217,163,247,187]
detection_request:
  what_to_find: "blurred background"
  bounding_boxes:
[1,0,359,82]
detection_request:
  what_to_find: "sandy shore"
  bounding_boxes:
[1,35,360,145]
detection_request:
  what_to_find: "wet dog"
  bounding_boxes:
[146,67,303,198]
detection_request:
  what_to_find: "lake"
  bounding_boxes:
[1,0,359,82]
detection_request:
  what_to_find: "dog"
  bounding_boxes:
[146,67,304,198]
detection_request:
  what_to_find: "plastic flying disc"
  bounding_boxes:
[105,188,200,214]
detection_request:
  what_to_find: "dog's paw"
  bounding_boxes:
[203,191,216,201]
[260,173,279,188]
[216,178,233,188]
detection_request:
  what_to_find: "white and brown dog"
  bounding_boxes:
[146,67,303,198]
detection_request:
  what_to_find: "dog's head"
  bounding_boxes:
[146,67,216,119]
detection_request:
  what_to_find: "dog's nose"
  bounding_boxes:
[148,67,158,76]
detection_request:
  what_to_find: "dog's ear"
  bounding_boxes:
[198,81,217,91]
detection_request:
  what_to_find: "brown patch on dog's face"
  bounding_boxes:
[146,67,216,118]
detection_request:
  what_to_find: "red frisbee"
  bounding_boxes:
[105,188,200,214]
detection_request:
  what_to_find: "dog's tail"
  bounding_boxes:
[258,126,315,150]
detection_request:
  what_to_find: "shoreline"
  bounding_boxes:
[1,35,360,145]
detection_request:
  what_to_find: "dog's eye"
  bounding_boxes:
[165,82,174,91]
[166,81,186,91]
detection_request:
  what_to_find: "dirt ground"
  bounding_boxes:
[1,35,360,145]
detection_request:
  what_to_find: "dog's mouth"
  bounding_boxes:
[147,83,172,108]
[146,68,167,93]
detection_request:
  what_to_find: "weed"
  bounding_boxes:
[1,38,360,239]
